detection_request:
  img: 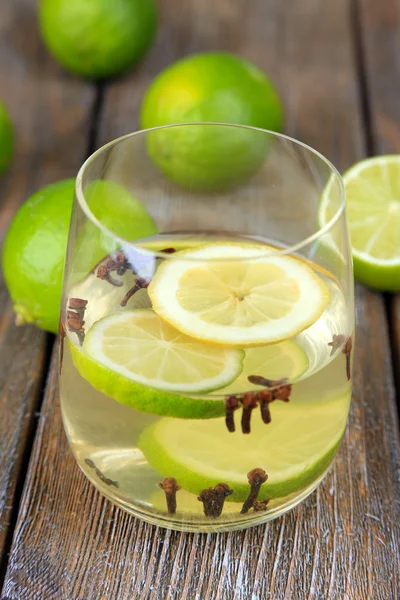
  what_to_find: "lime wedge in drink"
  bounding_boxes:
[218,340,308,395]
[320,155,400,291]
[139,393,349,501]
[70,309,243,419]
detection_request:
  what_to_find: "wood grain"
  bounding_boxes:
[2,0,400,599]
[356,0,400,154]
[0,0,95,573]
[392,299,400,389]
[355,0,400,388]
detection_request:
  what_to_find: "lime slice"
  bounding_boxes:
[139,393,349,501]
[320,155,400,291]
[148,242,330,347]
[70,309,243,419]
[219,340,308,396]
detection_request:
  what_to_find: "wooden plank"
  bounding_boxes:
[0,0,95,573]
[355,0,400,387]
[356,0,400,154]
[3,0,400,598]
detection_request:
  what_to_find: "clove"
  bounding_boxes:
[258,390,273,424]
[198,483,233,517]
[119,248,176,307]
[95,247,176,300]
[224,379,292,434]
[328,334,353,380]
[97,263,123,287]
[271,382,291,402]
[160,247,176,254]
[120,276,150,307]
[343,336,352,381]
[84,457,119,488]
[225,395,240,432]
[241,393,259,434]
[66,297,88,345]
[248,377,292,405]
[327,334,346,356]
[198,488,214,517]
[158,477,181,514]
[212,483,234,517]
[240,468,268,514]
[59,319,66,373]
[95,251,133,287]
[253,499,270,511]
[68,298,88,311]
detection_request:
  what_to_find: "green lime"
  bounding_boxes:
[320,155,400,291]
[38,0,157,79]
[2,179,156,333]
[70,310,243,419]
[2,179,75,333]
[139,393,349,501]
[71,342,226,419]
[140,52,284,191]
[219,341,308,396]
[0,101,14,175]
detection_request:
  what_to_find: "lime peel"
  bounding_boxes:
[69,308,245,419]
[320,155,400,291]
[139,395,349,501]
[83,309,244,394]
[70,341,226,420]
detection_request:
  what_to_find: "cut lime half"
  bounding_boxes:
[139,393,349,501]
[320,155,400,291]
[70,309,243,419]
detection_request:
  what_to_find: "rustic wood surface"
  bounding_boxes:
[0,0,95,573]
[0,0,399,599]
[356,0,400,386]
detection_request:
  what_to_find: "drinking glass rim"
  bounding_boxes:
[75,122,346,263]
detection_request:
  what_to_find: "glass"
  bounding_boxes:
[59,123,354,532]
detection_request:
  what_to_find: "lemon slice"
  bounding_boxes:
[139,393,349,501]
[320,155,400,291]
[219,340,308,396]
[148,243,330,346]
[81,309,243,395]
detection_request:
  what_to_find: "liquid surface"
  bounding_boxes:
[60,233,353,531]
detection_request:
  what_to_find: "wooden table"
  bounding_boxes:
[0,0,399,598]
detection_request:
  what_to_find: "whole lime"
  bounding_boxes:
[2,179,157,333]
[38,0,157,79]
[140,52,284,191]
[0,101,14,175]
[2,180,75,333]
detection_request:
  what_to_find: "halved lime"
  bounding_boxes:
[148,242,330,347]
[218,340,308,396]
[320,155,400,291]
[139,393,349,501]
[70,309,243,419]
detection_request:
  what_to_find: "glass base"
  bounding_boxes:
[80,463,332,533]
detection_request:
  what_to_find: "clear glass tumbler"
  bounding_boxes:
[60,124,354,532]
